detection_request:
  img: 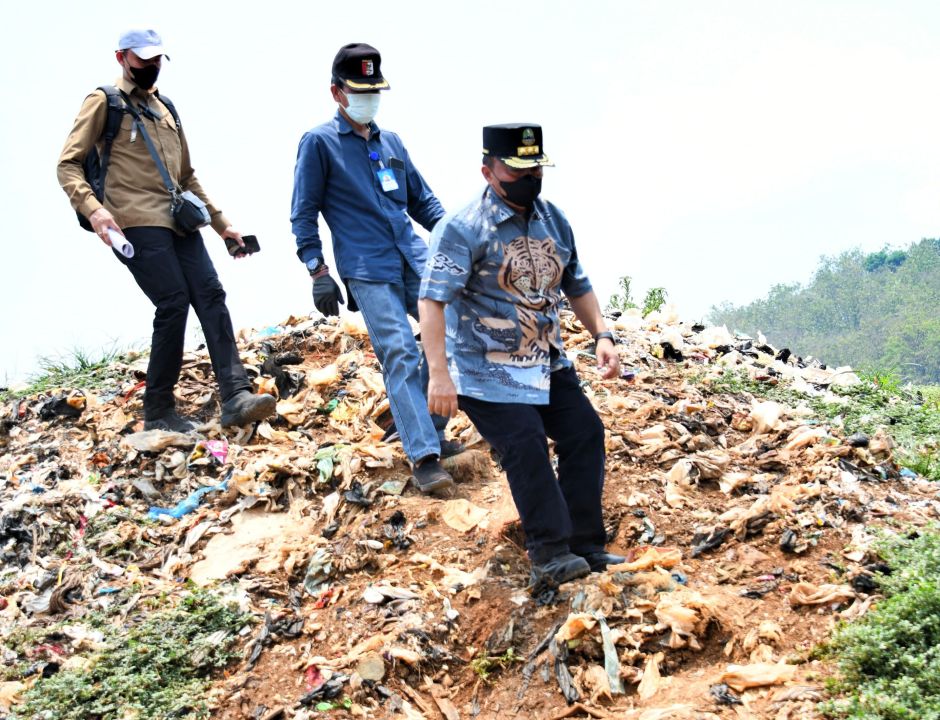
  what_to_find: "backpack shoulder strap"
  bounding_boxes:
[154,92,181,132]
[96,85,125,142]
[89,85,126,203]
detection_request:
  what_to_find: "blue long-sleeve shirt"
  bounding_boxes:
[290,111,445,283]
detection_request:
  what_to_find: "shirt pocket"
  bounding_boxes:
[383,167,407,204]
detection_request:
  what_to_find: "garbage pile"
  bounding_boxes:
[1,305,938,719]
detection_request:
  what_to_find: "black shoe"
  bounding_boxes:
[529,552,591,586]
[144,410,195,433]
[439,439,466,459]
[221,391,276,427]
[578,551,626,573]
[411,457,455,495]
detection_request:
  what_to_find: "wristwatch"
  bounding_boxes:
[306,258,327,278]
[593,331,616,344]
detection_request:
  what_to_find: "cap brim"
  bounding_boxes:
[343,77,390,91]
[132,45,168,60]
[500,154,553,169]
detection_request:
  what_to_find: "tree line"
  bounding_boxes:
[709,238,940,384]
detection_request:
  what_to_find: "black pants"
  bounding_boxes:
[117,227,251,419]
[459,365,607,564]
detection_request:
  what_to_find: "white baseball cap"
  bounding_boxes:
[117,29,170,60]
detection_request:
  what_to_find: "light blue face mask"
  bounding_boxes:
[341,90,381,124]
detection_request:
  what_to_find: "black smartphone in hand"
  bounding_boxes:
[226,234,261,257]
[242,235,260,254]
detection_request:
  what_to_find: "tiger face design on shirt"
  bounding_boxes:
[480,235,563,367]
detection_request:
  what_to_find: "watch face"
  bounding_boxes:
[307,259,322,273]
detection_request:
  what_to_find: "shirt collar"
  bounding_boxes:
[334,109,380,137]
[482,185,544,223]
[115,76,156,102]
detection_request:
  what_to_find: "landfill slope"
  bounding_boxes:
[1,307,936,720]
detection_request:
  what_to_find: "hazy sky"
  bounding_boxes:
[3,0,940,384]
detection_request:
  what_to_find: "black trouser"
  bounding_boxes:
[116,227,251,419]
[459,365,607,564]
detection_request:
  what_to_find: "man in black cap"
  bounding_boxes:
[418,124,624,586]
[291,43,461,494]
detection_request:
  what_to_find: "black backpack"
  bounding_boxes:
[77,85,181,231]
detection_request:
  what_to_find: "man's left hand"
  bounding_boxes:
[595,338,620,379]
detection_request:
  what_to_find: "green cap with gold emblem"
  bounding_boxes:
[482,123,554,169]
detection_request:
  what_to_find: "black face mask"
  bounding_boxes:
[499,174,542,209]
[128,64,160,90]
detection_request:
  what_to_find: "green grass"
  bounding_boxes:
[819,529,940,719]
[694,368,940,481]
[0,346,135,403]
[11,590,252,720]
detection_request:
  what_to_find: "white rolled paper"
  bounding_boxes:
[108,228,134,258]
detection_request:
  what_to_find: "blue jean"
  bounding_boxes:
[347,266,447,464]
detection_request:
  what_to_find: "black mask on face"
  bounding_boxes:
[499,174,542,209]
[128,64,160,90]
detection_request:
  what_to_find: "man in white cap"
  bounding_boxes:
[57,29,275,431]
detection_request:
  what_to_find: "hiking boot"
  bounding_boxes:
[221,391,276,427]
[439,439,467,459]
[144,410,195,433]
[411,457,455,495]
[578,551,626,573]
[529,552,591,586]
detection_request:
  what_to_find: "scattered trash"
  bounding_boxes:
[0,308,933,718]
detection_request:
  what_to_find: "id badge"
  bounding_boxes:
[376,167,399,192]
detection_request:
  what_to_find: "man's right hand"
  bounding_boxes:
[312,274,345,316]
[427,371,459,418]
[89,208,124,247]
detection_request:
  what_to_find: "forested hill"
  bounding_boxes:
[709,238,940,384]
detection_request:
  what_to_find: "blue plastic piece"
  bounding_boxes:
[147,479,228,520]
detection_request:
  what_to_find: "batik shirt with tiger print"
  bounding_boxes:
[420,186,593,404]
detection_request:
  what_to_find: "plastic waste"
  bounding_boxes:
[709,682,742,705]
[719,662,797,691]
[147,478,228,520]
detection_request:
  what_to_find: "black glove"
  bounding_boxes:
[312,274,345,317]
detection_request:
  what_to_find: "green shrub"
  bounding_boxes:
[821,530,940,719]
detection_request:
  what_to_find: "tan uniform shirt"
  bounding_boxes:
[57,76,230,234]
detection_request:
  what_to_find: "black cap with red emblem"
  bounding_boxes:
[331,43,390,91]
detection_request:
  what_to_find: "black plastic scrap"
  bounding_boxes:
[261,350,305,398]
[846,432,870,448]
[245,612,304,670]
[343,480,372,507]
[850,572,879,594]
[38,394,84,421]
[528,568,561,606]
[780,528,810,554]
[710,682,743,705]
[297,675,349,706]
[518,621,563,700]
[550,641,580,704]
[691,526,732,557]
